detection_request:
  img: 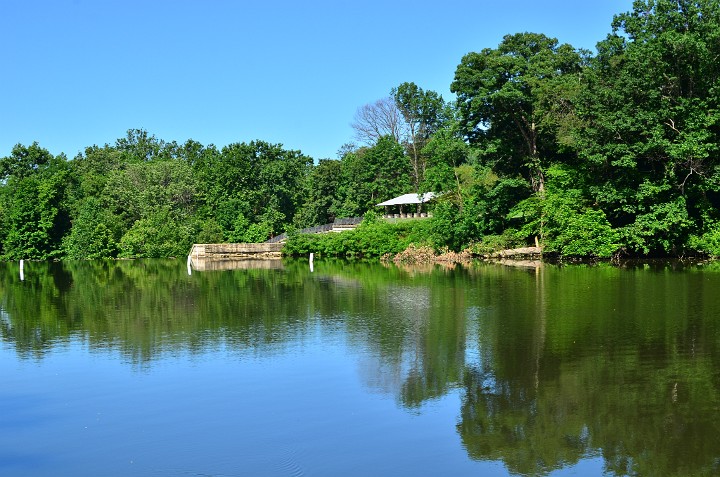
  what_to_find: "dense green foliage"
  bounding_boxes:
[283,214,433,258]
[4,1,720,259]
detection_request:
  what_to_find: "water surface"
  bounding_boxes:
[2,259,720,476]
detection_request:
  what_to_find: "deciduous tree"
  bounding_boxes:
[577,0,720,254]
[392,82,447,191]
[351,97,404,145]
[451,32,586,192]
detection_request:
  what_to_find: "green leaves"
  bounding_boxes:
[0,131,319,259]
[392,82,447,190]
[283,217,434,259]
[118,208,195,258]
[506,165,620,258]
[0,147,71,260]
[293,159,342,228]
[574,0,720,254]
[452,32,585,190]
[335,136,411,218]
[0,142,56,181]
[62,198,119,259]
[201,140,312,240]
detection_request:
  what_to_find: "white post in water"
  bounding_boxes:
[309,253,314,273]
[187,255,192,276]
[20,259,24,281]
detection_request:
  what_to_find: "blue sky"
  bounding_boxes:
[1,0,634,161]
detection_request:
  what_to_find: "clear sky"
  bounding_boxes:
[1,0,634,161]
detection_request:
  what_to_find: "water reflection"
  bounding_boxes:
[2,259,720,475]
[189,257,285,271]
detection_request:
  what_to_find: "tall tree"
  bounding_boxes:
[0,144,71,259]
[294,159,343,227]
[351,97,404,145]
[451,32,586,192]
[196,140,312,239]
[99,159,201,257]
[392,82,446,191]
[336,136,412,217]
[577,0,720,254]
[0,142,56,181]
[114,128,169,162]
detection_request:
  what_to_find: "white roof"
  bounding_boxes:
[376,192,437,207]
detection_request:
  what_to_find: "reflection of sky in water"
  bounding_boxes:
[0,338,501,477]
[385,285,431,312]
[551,457,605,476]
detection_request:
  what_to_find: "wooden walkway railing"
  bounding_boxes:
[187,218,364,261]
[266,217,364,243]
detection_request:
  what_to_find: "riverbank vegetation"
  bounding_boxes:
[3,0,720,260]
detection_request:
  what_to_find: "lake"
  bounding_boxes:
[1,258,720,476]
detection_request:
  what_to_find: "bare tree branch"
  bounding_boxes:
[351,97,405,145]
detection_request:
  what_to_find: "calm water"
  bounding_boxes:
[2,259,720,476]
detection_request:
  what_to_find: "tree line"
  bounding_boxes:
[4,0,720,260]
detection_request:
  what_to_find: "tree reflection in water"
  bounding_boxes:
[2,259,720,475]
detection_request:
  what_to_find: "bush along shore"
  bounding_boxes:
[282,214,547,263]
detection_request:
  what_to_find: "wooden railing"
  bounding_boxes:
[266,217,364,243]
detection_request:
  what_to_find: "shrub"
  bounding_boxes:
[469,231,526,256]
[688,223,720,257]
[546,209,620,258]
[283,217,434,259]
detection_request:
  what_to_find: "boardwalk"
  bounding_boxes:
[266,217,363,243]
[187,216,383,263]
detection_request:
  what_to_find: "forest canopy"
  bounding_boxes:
[4,0,720,260]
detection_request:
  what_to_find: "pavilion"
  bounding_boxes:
[376,192,437,218]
